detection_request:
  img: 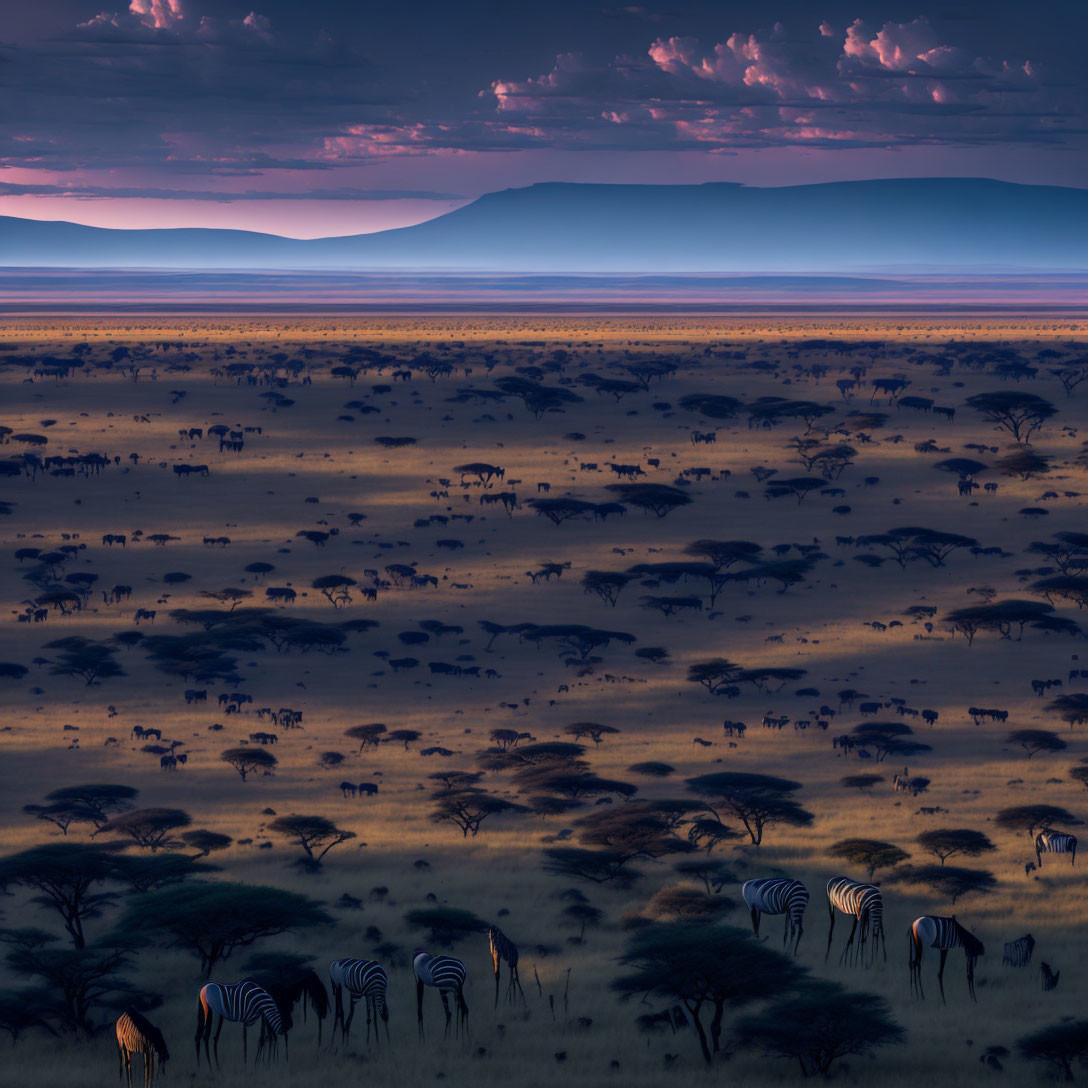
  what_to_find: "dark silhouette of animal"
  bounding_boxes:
[116,1008,169,1088]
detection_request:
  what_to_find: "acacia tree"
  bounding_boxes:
[893,864,996,905]
[115,881,330,976]
[827,839,909,880]
[1047,693,1088,728]
[312,574,356,608]
[220,747,278,781]
[736,980,904,1077]
[995,805,1082,838]
[966,391,1057,442]
[1,929,140,1037]
[612,924,804,1064]
[345,722,387,751]
[564,722,620,746]
[99,808,191,852]
[582,570,634,607]
[1018,1020,1088,1082]
[605,483,691,518]
[1008,729,1068,759]
[687,659,743,697]
[430,787,526,837]
[269,815,356,867]
[916,829,996,866]
[0,845,119,949]
[686,772,813,847]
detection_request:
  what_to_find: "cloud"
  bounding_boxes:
[478,17,1067,152]
[0,180,461,201]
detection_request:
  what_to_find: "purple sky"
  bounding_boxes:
[2,1,1084,236]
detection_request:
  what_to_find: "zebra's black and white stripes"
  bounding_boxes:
[116,1008,169,1088]
[488,926,524,1006]
[742,878,809,955]
[1002,933,1035,968]
[329,958,389,1043]
[908,915,985,1002]
[1035,829,1077,868]
[826,876,885,964]
[414,952,468,1037]
[196,980,287,1067]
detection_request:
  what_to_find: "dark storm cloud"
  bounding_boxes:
[0,0,1084,204]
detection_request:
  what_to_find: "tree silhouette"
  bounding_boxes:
[564,722,620,746]
[995,805,1082,838]
[1,929,140,1037]
[1047,693,1088,728]
[0,845,118,948]
[736,979,904,1077]
[44,639,125,686]
[966,391,1057,442]
[312,575,356,608]
[528,497,596,525]
[764,477,824,504]
[945,600,1056,643]
[582,570,634,607]
[893,864,996,905]
[220,747,278,782]
[612,923,804,1064]
[849,721,931,762]
[827,838,909,880]
[345,722,387,752]
[269,815,356,867]
[686,772,812,846]
[403,907,487,947]
[430,786,526,836]
[115,881,330,976]
[687,658,743,696]
[542,847,639,886]
[916,829,996,866]
[23,783,137,836]
[1008,729,1067,759]
[1018,1020,1088,1082]
[181,830,233,858]
[606,483,691,518]
[99,808,191,852]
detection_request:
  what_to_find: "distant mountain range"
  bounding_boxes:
[2,179,1087,272]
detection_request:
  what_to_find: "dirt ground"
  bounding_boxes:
[1,315,1087,1086]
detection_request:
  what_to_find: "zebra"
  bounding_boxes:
[908,915,985,1002]
[116,1008,169,1088]
[826,876,885,965]
[329,958,389,1044]
[413,952,468,1037]
[742,878,809,956]
[488,925,525,1007]
[195,980,288,1067]
[1035,829,1077,868]
[1002,933,1036,968]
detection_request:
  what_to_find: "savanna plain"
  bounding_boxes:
[2,314,1088,1087]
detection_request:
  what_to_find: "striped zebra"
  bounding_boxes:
[1035,829,1077,868]
[826,876,885,965]
[329,958,389,1044]
[414,952,468,1037]
[742,878,809,956]
[195,980,288,1067]
[488,925,524,1007]
[116,1008,169,1088]
[1002,933,1035,968]
[908,915,985,1002]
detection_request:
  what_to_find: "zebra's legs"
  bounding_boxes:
[825,905,836,963]
[510,963,525,1006]
[211,1015,224,1070]
[144,1049,152,1088]
[967,957,977,1002]
[344,993,358,1043]
[937,949,949,1004]
[909,931,924,999]
[750,907,761,939]
[416,979,426,1038]
[439,991,452,1037]
[792,919,804,957]
[457,989,469,1037]
[839,916,860,965]
[493,957,501,1009]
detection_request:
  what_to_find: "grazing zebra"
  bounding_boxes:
[259,969,328,1045]
[1035,829,1077,868]
[488,925,525,1007]
[1002,933,1036,968]
[742,878,809,956]
[329,958,389,1044]
[413,952,468,1037]
[196,980,288,1067]
[116,1008,169,1088]
[908,915,985,1002]
[826,876,885,965]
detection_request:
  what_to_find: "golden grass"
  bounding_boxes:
[0,316,1086,1086]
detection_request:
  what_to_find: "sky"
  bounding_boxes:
[1,0,1085,237]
